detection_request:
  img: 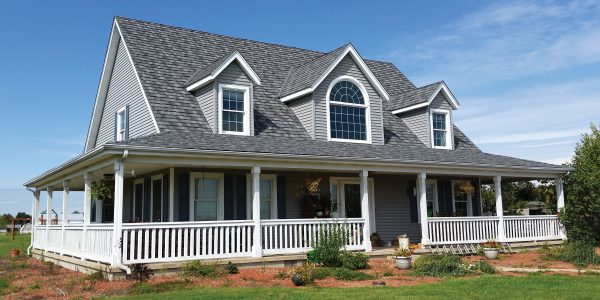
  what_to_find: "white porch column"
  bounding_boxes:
[45,187,53,250]
[169,167,175,222]
[95,197,103,224]
[494,176,506,242]
[360,170,372,252]
[251,166,262,258]
[111,161,125,267]
[418,172,429,246]
[31,190,40,251]
[81,172,92,260]
[555,177,565,212]
[60,180,70,254]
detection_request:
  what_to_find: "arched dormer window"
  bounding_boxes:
[327,77,370,143]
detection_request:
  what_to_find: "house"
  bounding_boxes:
[25,17,567,273]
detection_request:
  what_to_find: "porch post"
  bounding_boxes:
[95,198,103,224]
[81,172,92,260]
[494,176,506,242]
[111,161,124,267]
[31,190,40,250]
[555,176,567,240]
[360,170,372,251]
[251,166,262,257]
[60,180,70,254]
[418,172,429,246]
[45,187,53,250]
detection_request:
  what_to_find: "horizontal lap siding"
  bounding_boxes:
[215,62,254,135]
[94,39,156,147]
[372,174,420,242]
[429,93,454,147]
[194,83,216,132]
[314,55,384,145]
[398,107,430,147]
[288,95,315,138]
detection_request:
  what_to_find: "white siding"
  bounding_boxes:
[94,39,156,147]
[313,55,385,145]
[288,95,315,138]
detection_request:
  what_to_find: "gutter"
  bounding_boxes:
[26,188,35,256]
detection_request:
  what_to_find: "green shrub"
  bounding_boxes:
[340,252,369,270]
[306,250,319,264]
[311,224,347,267]
[312,267,374,281]
[181,260,227,278]
[127,263,154,282]
[290,263,315,286]
[410,254,469,277]
[545,241,600,268]
[469,261,496,274]
[225,261,239,274]
[86,270,106,281]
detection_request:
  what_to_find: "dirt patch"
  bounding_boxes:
[465,250,600,272]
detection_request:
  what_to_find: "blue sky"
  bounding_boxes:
[1,0,599,215]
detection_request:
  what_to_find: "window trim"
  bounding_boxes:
[218,84,250,136]
[417,179,438,223]
[430,108,451,149]
[132,178,145,222]
[116,106,127,142]
[246,174,278,220]
[451,180,473,217]
[325,76,372,144]
[150,174,163,222]
[189,172,225,221]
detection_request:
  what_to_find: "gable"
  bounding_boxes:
[93,38,157,148]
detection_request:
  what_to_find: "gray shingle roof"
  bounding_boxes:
[185,50,237,86]
[387,81,442,111]
[111,17,564,173]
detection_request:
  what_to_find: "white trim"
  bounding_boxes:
[391,82,460,115]
[326,76,372,144]
[217,84,251,136]
[280,44,389,102]
[150,174,163,222]
[116,106,127,141]
[246,174,278,219]
[417,179,438,223]
[430,108,452,150]
[186,51,261,92]
[133,178,144,221]
[451,180,473,217]
[189,172,225,221]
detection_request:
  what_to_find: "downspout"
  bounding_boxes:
[26,188,36,255]
[116,150,132,275]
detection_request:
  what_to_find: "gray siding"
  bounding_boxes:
[372,174,420,242]
[429,92,454,148]
[399,107,430,147]
[313,55,385,145]
[193,83,216,133]
[215,62,254,135]
[94,39,156,147]
[288,95,315,138]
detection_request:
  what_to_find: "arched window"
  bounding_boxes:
[328,79,369,141]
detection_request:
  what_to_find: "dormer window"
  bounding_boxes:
[431,109,450,149]
[327,77,371,143]
[218,84,250,135]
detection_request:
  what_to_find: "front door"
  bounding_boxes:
[342,182,361,218]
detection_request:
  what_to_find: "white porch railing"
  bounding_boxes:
[83,224,114,263]
[261,218,365,255]
[427,215,562,245]
[121,220,255,264]
[504,215,562,242]
[32,224,114,264]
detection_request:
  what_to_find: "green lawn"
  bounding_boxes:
[0,233,30,258]
[120,274,600,300]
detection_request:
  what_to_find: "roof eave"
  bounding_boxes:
[186,51,261,92]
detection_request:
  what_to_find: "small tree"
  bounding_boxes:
[562,124,600,245]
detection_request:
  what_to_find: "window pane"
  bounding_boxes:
[195,201,217,221]
[427,202,434,217]
[222,89,244,112]
[455,202,468,217]
[432,113,446,130]
[260,201,271,219]
[194,177,218,221]
[260,179,272,200]
[330,104,366,140]
[330,81,364,104]
[433,130,446,147]
[222,111,244,132]
[195,178,218,200]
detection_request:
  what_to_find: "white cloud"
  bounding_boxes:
[477,128,585,144]
[541,157,573,165]
[517,140,576,148]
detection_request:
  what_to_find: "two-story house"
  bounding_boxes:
[25,17,568,275]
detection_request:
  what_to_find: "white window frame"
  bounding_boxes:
[218,84,250,136]
[132,178,145,221]
[417,179,439,223]
[150,174,163,222]
[430,108,451,149]
[189,172,225,221]
[326,76,372,144]
[329,177,376,232]
[116,106,127,141]
[246,174,278,220]
[451,180,473,217]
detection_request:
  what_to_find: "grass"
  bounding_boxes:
[0,234,30,258]
[118,274,600,300]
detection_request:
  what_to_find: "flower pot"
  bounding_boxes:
[483,248,499,259]
[291,274,304,286]
[394,256,412,270]
[9,249,20,258]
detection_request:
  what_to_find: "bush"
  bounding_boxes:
[340,252,369,270]
[469,261,496,274]
[225,261,239,274]
[410,254,469,277]
[311,224,347,267]
[545,241,600,268]
[181,260,226,278]
[86,270,106,281]
[306,250,319,264]
[290,263,315,286]
[128,263,154,282]
[312,267,374,281]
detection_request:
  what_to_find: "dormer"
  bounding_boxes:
[390,82,460,149]
[280,44,389,145]
[186,50,261,136]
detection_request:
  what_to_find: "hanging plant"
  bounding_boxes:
[455,181,475,198]
[90,181,112,201]
[296,178,322,198]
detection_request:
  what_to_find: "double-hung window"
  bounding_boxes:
[452,181,473,216]
[116,106,127,141]
[247,174,277,220]
[190,173,224,221]
[417,180,438,222]
[328,78,370,142]
[219,84,250,135]
[431,110,450,149]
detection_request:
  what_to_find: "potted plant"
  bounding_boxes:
[481,240,501,259]
[392,247,413,270]
[9,249,20,258]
